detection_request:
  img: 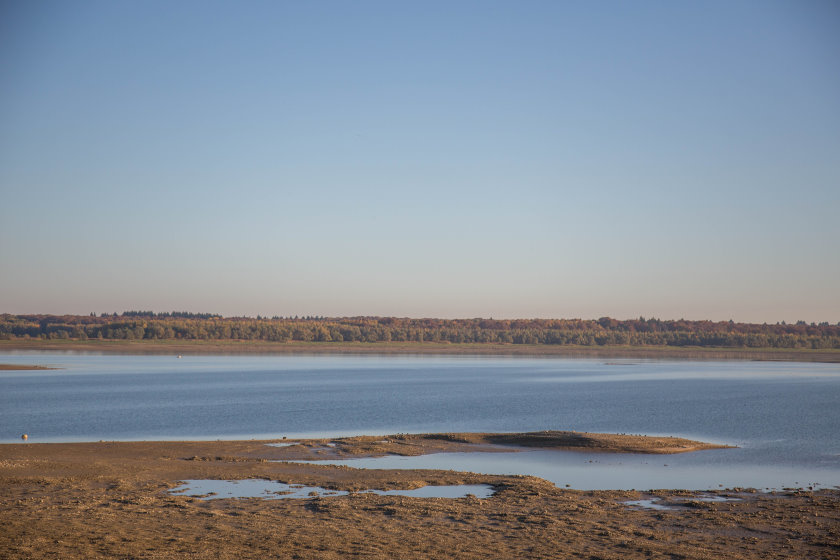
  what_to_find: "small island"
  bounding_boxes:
[0,364,55,371]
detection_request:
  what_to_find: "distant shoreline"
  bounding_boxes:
[2,339,839,362]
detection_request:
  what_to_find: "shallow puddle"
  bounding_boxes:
[170,479,348,499]
[170,479,495,500]
[686,495,742,503]
[624,499,675,511]
[377,484,494,498]
[624,494,742,511]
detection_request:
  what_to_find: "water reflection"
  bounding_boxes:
[625,495,742,510]
[289,449,840,491]
[169,479,495,500]
[624,499,675,511]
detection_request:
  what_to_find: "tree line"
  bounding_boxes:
[1,313,838,349]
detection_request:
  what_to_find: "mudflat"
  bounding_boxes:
[2,432,837,559]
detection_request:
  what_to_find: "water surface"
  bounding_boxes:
[291,448,837,491]
[2,352,838,490]
[169,479,495,500]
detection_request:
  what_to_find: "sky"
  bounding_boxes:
[1,0,838,323]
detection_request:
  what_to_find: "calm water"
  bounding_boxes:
[169,480,495,500]
[296,449,838,491]
[2,352,839,489]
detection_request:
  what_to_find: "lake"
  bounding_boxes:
[2,352,839,490]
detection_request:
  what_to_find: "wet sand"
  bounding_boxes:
[1,433,836,559]
[296,431,734,457]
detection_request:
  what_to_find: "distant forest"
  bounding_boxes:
[1,313,839,349]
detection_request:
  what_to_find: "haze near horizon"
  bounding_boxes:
[1,1,838,323]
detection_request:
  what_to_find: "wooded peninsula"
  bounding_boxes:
[2,312,838,350]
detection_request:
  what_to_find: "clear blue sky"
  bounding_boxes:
[1,0,838,322]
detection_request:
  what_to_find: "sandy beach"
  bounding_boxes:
[1,432,837,559]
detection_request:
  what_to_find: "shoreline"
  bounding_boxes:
[1,433,836,559]
[2,338,839,362]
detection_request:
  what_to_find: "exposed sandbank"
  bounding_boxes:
[308,431,733,457]
[0,363,56,370]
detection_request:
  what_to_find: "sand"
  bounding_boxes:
[1,432,837,559]
[0,363,56,370]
